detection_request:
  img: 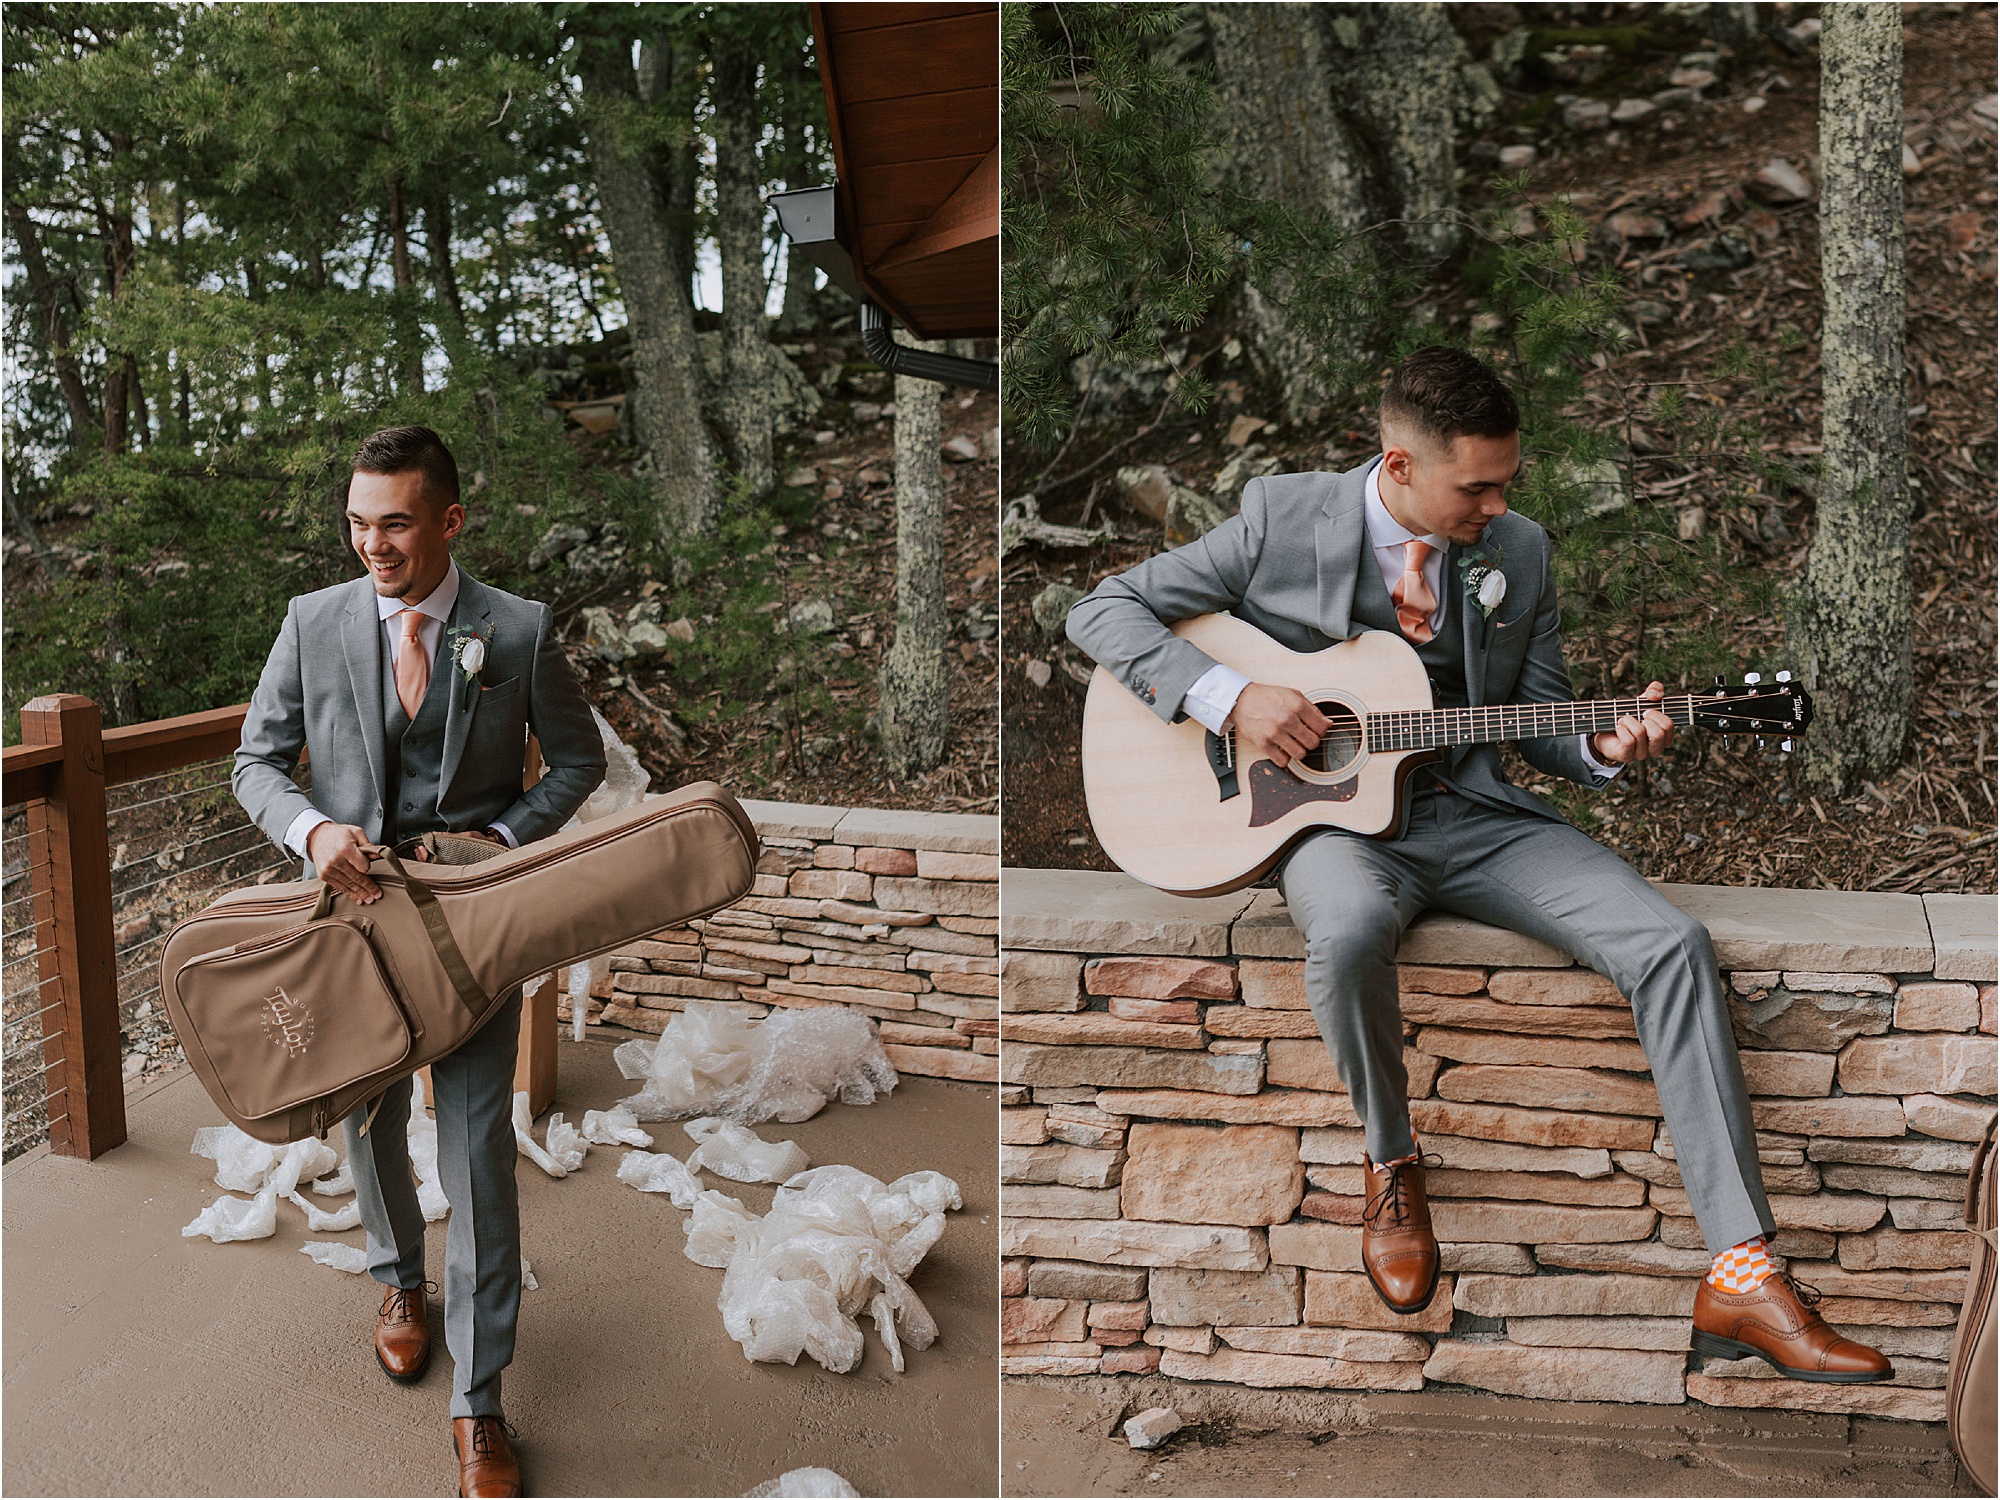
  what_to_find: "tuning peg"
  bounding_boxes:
[1714,674,1727,691]
[1776,670,1792,683]
[1780,739,1796,753]
[1756,737,1767,750]
[1744,672,1762,685]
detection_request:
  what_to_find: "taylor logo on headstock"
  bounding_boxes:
[259,987,315,1059]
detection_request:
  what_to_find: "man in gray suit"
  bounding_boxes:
[235,425,607,1494]
[1068,348,1889,1384]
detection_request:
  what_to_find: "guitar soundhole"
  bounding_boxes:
[1304,701,1364,777]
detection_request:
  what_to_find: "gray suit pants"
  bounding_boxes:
[346,989,523,1418]
[1277,788,1774,1253]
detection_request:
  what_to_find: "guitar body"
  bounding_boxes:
[1081,615,1440,897]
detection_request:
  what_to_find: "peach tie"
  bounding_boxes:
[1392,539,1437,644]
[395,609,429,719]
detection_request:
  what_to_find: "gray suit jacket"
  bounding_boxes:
[1066,462,1604,824]
[234,568,607,856]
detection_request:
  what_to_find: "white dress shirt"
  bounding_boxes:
[285,561,521,859]
[1178,458,1618,780]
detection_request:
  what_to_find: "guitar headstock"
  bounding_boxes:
[1692,671,1813,751]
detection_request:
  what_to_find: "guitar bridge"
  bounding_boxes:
[1204,729,1240,801]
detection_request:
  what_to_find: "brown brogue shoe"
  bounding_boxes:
[452,1416,522,1499]
[374,1282,431,1383]
[1361,1153,1441,1314]
[1692,1271,1893,1383]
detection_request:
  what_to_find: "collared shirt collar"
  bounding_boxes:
[376,558,461,625]
[1363,455,1449,553]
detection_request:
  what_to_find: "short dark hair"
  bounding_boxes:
[349,425,460,512]
[1379,347,1519,455]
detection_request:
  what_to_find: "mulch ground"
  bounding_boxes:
[1001,5,1996,898]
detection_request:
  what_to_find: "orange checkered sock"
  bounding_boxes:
[1707,1235,1776,1293]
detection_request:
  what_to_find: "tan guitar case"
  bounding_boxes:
[1951,1116,1997,1496]
[161,782,758,1143]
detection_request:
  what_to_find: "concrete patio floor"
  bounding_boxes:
[1002,1375,1976,1498]
[4,1034,998,1498]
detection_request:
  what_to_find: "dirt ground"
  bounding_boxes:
[1000,5,1997,894]
[1000,1375,1976,1499]
[581,331,1000,817]
[2,1037,998,1498]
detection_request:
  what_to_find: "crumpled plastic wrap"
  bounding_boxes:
[559,710,653,1041]
[521,1255,538,1291]
[744,1469,860,1498]
[712,1165,961,1374]
[285,1191,362,1232]
[616,1148,702,1208]
[581,1104,653,1148]
[512,1092,589,1177]
[684,1117,810,1184]
[615,1002,898,1124]
[183,1131,349,1243]
[683,1189,758,1269]
[407,1076,451,1221]
[301,1241,370,1273]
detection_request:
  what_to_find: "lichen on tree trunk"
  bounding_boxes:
[1203,2,1469,422]
[1788,3,1910,793]
[713,37,774,498]
[580,38,718,541]
[878,348,949,777]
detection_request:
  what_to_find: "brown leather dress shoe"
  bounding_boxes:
[1692,1271,1894,1383]
[375,1282,431,1383]
[452,1416,522,1498]
[1361,1153,1441,1314]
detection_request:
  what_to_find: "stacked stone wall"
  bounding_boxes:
[1000,871,1997,1421]
[559,800,998,1084]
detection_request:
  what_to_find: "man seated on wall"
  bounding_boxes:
[1066,346,1892,1384]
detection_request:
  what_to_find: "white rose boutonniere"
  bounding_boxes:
[448,627,492,710]
[1456,545,1509,650]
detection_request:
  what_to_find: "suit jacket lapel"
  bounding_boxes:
[341,579,388,809]
[1314,470,1370,643]
[1456,542,1488,708]
[438,568,492,798]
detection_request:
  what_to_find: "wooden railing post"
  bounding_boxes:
[21,694,126,1158]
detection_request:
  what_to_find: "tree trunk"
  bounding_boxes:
[878,352,949,777]
[1204,2,1467,421]
[386,173,425,391]
[427,191,467,338]
[6,203,100,444]
[125,356,148,448]
[713,36,774,497]
[636,38,699,299]
[1788,4,1910,795]
[581,36,719,539]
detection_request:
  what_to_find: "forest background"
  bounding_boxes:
[1000,0,1996,897]
[2,2,999,811]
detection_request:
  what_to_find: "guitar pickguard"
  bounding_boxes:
[1246,759,1360,827]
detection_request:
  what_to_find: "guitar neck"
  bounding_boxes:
[1365,696,1697,752]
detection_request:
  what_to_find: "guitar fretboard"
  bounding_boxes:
[1364,696,1698,752]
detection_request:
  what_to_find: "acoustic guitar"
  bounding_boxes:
[1080,613,1813,897]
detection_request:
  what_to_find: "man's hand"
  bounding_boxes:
[307,821,382,903]
[1232,683,1332,770]
[1591,681,1676,765]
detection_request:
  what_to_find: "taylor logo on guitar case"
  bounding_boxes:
[259,988,315,1058]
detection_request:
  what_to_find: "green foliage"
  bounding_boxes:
[1,352,663,739]
[4,1,833,743]
[1002,3,1235,450]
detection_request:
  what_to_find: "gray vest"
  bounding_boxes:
[1351,544,1469,785]
[379,620,455,846]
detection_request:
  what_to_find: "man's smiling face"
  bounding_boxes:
[1377,427,1521,546]
[347,470,462,604]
